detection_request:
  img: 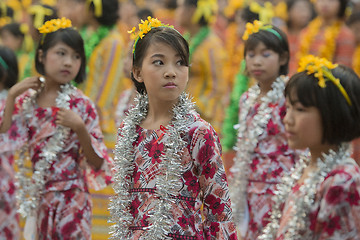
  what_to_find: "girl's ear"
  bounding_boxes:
[132,67,143,83]
[38,49,44,63]
[279,51,289,66]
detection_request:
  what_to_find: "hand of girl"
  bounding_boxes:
[56,108,85,132]
[8,76,42,100]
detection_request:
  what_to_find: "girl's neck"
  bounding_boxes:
[141,97,178,130]
[309,144,339,166]
[258,78,277,96]
[36,79,63,107]
[320,16,340,27]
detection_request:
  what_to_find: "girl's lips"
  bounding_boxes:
[286,131,295,139]
[61,70,71,75]
[252,70,264,76]
[164,82,177,88]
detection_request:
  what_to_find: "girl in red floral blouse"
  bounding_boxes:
[228,21,298,240]
[109,17,237,240]
[259,55,360,239]
[0,18,113,239]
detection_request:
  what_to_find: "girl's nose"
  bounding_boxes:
[283,109,293,126]
[164,66,176,78]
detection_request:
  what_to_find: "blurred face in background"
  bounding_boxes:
[288,0,313,29]
[57,0,88,29]
[315,0,340,20]
[175,0,196,28]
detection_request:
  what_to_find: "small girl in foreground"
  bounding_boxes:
[259,55,360,239]
[0,18,113,239]
[109,17,237,239]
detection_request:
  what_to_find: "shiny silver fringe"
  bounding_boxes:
[259,144,350,239]
[15,83,75,217]
[229,76,286,225]
[109,92,195,239]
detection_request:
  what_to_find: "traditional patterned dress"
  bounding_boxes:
[297,21,355,68]
[80,28,125,149]
[185,27,227,134]
[229,79,297,239]
[116,112,238,239]
[276,160,360,239]
[0,89,20,240]
[0,88,113,239]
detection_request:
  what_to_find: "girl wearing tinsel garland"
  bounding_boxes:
[259,55,360,240]
[109,17,238,240]
[228,21,298,240]
[0,46,20,240]
[0,18,113,239]
[58,0,126,149]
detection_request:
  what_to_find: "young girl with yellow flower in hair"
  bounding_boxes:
[295,0,355,69]
[109,17,237,239]
[228,20,298,240]
[0,18,113,239]
[259,55,360,239]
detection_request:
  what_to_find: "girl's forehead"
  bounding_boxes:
[145,41,176,55]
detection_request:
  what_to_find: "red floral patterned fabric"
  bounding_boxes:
[232,92,298,240]
[118,112,238,239]
[0,88,113,239]
[0,91,20,240]
[277,161,360,239]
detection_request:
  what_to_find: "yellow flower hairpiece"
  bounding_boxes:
[192,0,218,24]
[250,2,274,25]
[38,17,72,34]
[27,4,54,29]
[0,17,12,28]
[128,16,173,54]
[242,20,270,40]
[298,55,352,105]
[224,0,245,17]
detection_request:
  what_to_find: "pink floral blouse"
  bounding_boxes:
[277,161,360,239]
[120,112,238,239]
[0,88,113,193]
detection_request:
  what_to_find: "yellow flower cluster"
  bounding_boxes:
[38,17,72,34]
[242,20,271,41]
[192,0,218,24]
[128,16,167,40]
[298,55,352,105]
[224,0,245,17]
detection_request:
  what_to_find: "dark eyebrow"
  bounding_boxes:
[150,53,181,58]
[150,54,164,58]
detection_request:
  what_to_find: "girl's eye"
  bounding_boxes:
[74,54,81,60]
[177,59,185,66]
[246,52,255,58]
[57,51,65,56]
[153,60,163,65]
[263,51,271,57]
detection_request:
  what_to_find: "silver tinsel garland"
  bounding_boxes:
[258,144,351,239]
[15,82,75,217]
[229,76,287,225]
[109,92,195,239]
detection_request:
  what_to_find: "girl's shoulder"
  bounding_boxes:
[69,87,96,106]
[322,159,360,191]
[186,111,220,139]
